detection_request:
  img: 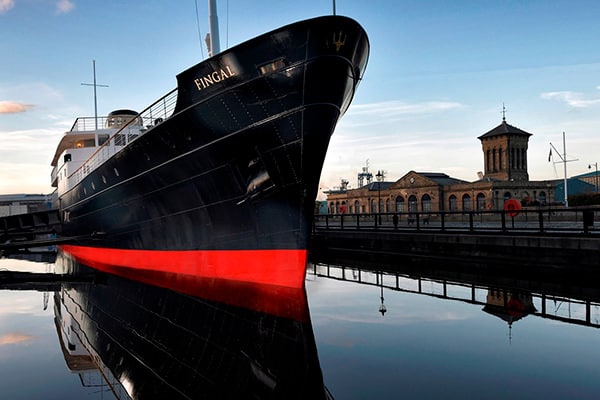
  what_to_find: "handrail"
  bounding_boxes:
[308,263,600,329]
[64,88,178,191]
[313,207,600,235]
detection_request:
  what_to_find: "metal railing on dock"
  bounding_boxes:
[308,263,600,329]
[314,207,599,235]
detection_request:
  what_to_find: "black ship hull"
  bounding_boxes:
[54,252,328,399]
[57,16,369,288]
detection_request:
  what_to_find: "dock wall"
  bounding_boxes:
[311,230,600,269]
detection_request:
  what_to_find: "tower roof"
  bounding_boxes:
[478,120,532,140]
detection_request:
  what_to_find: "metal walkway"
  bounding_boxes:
[0,209,66,256]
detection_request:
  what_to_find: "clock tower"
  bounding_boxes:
[478,116,532,182]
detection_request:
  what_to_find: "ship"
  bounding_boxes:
[54,251,330,399]
[51,13,369,289]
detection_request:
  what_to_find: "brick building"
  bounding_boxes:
[325,119,555,214]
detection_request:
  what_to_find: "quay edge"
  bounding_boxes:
[310,230,600,270]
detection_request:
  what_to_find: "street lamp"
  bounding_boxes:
[376,170,383,224]
[378,272,387,316]
[589,163,598,192]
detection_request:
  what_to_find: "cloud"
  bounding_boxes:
[0,333,33,346]
[0,101,34,114]
[540,88,600,108]
[349,100,464,118]
[56,0,74,14]
[0,0,14,14]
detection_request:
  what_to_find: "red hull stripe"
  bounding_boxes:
[60,245,308,289]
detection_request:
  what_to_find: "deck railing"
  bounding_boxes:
[65,89,178,191]
[314,207,600,235]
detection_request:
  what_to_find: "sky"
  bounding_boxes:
[1,0,600,196]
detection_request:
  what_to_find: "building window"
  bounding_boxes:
[329,202,335,214]
[462,194,471,211]
[421,194,432,212]
[539,191,547,205]
[371,199,376,214]
[476,193,486,210]
[498,147,503,170]
[395,196,405,212]
[449,195,457,211]
[385,199,390,213]
[408,195,418,213]
[503,191,512,201]
[354,200,360,213]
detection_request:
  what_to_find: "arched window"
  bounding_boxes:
[449,195,458,211]
[335,201,340,214]
[395,196,405,212]
[421,194,432,212]
[408,195,418,213]
[385,198,390,213]
[370,199,376,214]
[329,202,335,214]
[462,194,471,210]
[538,191,547,205]
[476,193,486,210]
[354,200,360,214]
[503,191,512,201]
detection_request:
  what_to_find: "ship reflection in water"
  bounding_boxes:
[53,251,330,400]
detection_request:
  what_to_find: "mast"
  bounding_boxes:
[562,131,568,208]
[549,131,576,208]
[208,0,220,56]
[81,60,108,146]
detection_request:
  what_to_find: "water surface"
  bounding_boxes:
[1,255,599,399]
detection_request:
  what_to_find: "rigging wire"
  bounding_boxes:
[226,0,229,49]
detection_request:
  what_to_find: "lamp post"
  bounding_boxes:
[378,272,387,316]
[376,170,383,224]
[589,163,598,192]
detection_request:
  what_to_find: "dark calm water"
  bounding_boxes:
[2,254,600,399]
